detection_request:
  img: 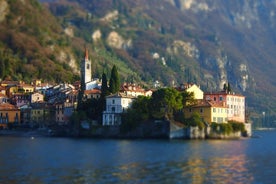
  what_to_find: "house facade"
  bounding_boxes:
[84,89,101,100]
[30,102,54,128]
[184,100,228,124]
[102,93,134,126]
[55,101,75,125]
[120,83,152,97]
[31,92,44,103]
[204,91,245,123]
[0,103,21,128]
[177,83,203,100]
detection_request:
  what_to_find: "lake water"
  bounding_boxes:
[0,130,275,184]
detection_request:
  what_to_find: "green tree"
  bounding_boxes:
[121,96,151,133]
[150,88,183,120]
[101,72,109,98]
[181,91,196,107]
[223,83,227,91]
[227,82,232,92]
[99,72,109,113]
[109,65,120,94]
[186,112,205,130]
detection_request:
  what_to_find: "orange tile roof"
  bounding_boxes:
[192,99,226,108]
[84,89,101,95]
[0,103,19,110]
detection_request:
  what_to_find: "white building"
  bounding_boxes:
[102,93,134,126]
[31,92,44,103]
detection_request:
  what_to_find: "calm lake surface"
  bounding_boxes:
[0,130,275,184]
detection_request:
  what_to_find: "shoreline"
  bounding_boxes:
[0,129,51,137]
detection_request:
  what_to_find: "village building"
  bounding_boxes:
[31,92,44,103]
[0,86,6,95]
[204,91,245,123]
[18,84,34,93]
[184,100,228,124]
[176,83,203,100]
[120,83,152,97]
[10,93,30,107]
[55,101,75,125]
[20,104,32,125]
[84,89,101,100]
[0,80,19,87]
[102,93,134,126]
[0,103,20,129]
[30,102,54,128]
[5,86,18,98]
[0,93,8,104]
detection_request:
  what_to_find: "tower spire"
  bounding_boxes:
[85,46,89,60]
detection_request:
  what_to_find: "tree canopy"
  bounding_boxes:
[150,88,183,119]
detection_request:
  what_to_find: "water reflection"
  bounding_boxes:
[1,132,276,183]
[58,156,254,183]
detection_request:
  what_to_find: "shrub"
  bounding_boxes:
[228,121,246,133]
[186,112,205,130]
[211,121,246,135]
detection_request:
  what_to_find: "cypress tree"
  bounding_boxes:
[227,82,232,92]
[223,83,227,91]
[101,72,109,98]
[99,72,109,112]
[109,65,120,94]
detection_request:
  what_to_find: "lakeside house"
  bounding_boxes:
[102,93,135,126]
[0,103,20,129]
[204,91,245,123]
[184,99,228,124]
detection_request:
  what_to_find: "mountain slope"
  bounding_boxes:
[0,0,80,82]
[1,0,274,118]
[43,0,276,116]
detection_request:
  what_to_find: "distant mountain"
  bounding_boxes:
[1,0,275,117]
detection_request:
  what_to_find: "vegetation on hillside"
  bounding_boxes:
[0,0,79,82]
[1,0,275,121]
[42,0,276,119]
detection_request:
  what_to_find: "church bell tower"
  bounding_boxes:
[81,47,92,89]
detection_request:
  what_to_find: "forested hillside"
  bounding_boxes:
[1,0,275,119]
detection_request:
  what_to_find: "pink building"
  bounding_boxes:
[204,91,245,123]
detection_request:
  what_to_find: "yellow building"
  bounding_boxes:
[184,100,228,124]
[18,84,34,93]
[30,102,54,128]
[0,103,21,128]
[185,84,203,99]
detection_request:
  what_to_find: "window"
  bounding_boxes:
[86,64,90,69]
[200,108,203,113]
[112,99,115,104]
[213,117,216,122]
[214,97,216,101]
[219,96,223,101]
[189,108,192,112]
[218,117,223,123]
[213,108,216,113]
[112,107,115,112]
